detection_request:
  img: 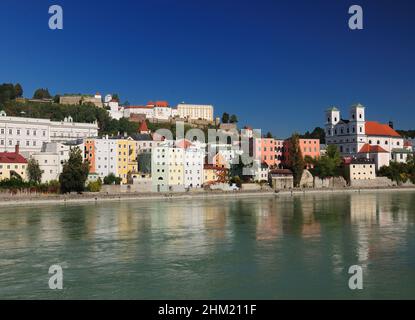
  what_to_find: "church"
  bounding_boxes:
[325,104,412,170]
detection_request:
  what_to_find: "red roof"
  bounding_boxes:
[358,143,388,153]
[404,140,412,147]
[147,101,169,108]
[365,121,401,137]
[138,121,149,133]
[176,139,194,149]
[0,152,27,164]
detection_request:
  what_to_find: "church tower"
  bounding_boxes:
[325,107,340,137]
[350,103,365,135]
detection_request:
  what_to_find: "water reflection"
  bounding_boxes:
[0,191,414,299]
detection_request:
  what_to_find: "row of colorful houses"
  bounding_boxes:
[1,103,414,189]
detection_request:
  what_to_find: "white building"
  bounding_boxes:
[94,138,118,179]
[31,140,85,183]
[151,140,205,191]
[183,143,204,188]
[124,101,177,121]
[177,103,214,122]
[107,99,124,120]
[31,152,60,183]
[0,111,98,157]
[347,159,376,182]
[325,104,405,168]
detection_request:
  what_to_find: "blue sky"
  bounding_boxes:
[1,0,414,137]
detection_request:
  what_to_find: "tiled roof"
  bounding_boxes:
[0,152,28,164]
[358,143,388,153]
[176,139,194,149]
[365,121,401,137]
[147,101,169,108]
[139,121,149,132]
[131,134,153,141]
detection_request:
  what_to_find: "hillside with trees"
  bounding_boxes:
[0,83,141,136]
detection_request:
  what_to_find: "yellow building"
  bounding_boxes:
[168,147,184,186]
[0,145,28,181]
[116,137,138,184]
[347,159,376,182]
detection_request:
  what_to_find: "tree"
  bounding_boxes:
[310,145,343,178]
[59,147,90,193]
[221,112,230,124]
[103,173,122,185]
[288,133,305,187]
[229,114,238,123]
[27,158,42,184]
[33,88,52,100]
[0,83,17,103]
[301,127,326,144]
[112,93,120,102]
[14,83,23,98]
[87,178,102,192]
[265,131,273,138]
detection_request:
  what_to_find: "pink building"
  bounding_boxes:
[252,138,285,168]
[254,138,276,167]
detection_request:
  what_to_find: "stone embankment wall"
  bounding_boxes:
[299,170,347,189]
[350,177,396,188]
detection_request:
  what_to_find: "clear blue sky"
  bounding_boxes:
[1,0,414,137]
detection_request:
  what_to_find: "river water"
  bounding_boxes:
[1,191,415,299]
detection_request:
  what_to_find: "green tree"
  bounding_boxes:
[288,133,305,187]
[14,83,23,98]
[59,147,90,193]
[103,173,122,185]
[33,88,51,99]
[27,158,42,184]
[0,83,17,103]
[311,145,342,178]
[265,131,273,138]
[87,179,102,192]
[112,93,120,102]
[229,114,238,123]
[221,112,230,124]
[301,126,326,144]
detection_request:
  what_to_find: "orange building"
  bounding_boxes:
[84,139,96,173]
[252,138,285,168]
[282,138,320,168]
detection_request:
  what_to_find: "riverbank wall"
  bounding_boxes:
[1,185,415,208]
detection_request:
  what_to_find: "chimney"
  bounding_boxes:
[15,144,20,154]
[388,121,394,129]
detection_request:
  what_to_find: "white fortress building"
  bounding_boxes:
[0,111,98,156]
[123,101,214,122]
[325,104,410,169]
[177,103,214,122]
